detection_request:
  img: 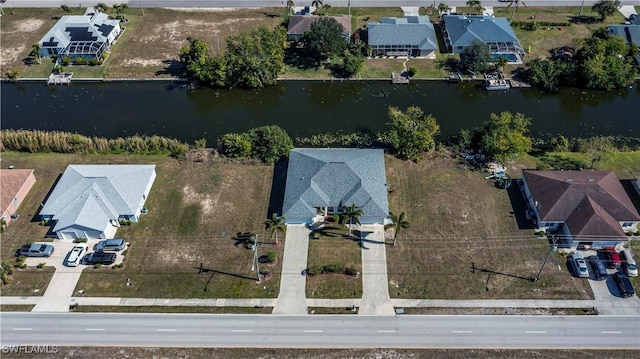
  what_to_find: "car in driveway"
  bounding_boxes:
[613,273,635,298]
[569,252,589,278]
[603,246,621,269]
[66,243,88,267]
[95,238,127,252]
[16,243,54,257]
[86,251,116,265]
[586,255,608,281]
[619,249,638,277]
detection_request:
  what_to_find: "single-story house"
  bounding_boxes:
[38,8,122,61]
[1,169,36,226]
[608,24,640,66]
[366,16,438,58]
[630,13,640,25]
[282,149,389,225]
[442,15,524,63]
[39,165,156,240]
[287,14,352,41]
[521,170,640,249]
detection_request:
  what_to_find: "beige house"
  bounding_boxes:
[1,169,36,226]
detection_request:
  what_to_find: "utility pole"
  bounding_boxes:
[250,235,261,281]
[140,0,144,16]
[348,0,351,15]
[534,235,558,282]
[579,0,585,15]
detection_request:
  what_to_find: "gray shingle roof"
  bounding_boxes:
[443,15,520,51]
[282,149,389,221]
[367,16,437,51]
[40,165,156,233]
[609,24,640,46]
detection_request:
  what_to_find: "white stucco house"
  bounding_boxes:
[39,164,156,239]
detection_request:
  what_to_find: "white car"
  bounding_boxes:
[570,252,589,278]
[620,249,638,277]
[66,243,88,267]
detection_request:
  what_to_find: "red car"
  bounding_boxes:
[604,247,621,269]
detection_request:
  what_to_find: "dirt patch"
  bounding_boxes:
[0,18,47,65]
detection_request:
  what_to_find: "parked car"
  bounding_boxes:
[86,251,116,265]
[613,273,635,298]
[66,243,88,267]
[586,255,608,281]
[603,247,622,269]
[95,238,126,252]
[619,249,638,277]
[569,252,589,278]
[16,243,54,257]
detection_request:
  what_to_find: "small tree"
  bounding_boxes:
[31,43,42,64]
[5,68,20,81]
[386,211,410,247]
[494,56,509,73]
[95,3,108,12]
[247,125,294,164]
[287,0,295,15]
[461,40,491,73]
[301,16,348,62]
[466,0,484,14]
[219,133,252,158]
[322,3,331,15]
[592,0,620,21]
[265,213,286,245]
[384,106,440,162]
[342,204,363,237]
[437,3,451,16]
[311,0,324,14]
[0,217,6,233]
[1,261,14,284]
[61,4,70,13]
[341,50,364,78]
[476,111,532,162]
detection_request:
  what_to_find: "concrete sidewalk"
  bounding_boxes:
[272,224,310,315]
[358,225,395,316]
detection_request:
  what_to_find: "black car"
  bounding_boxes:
[587,255,608,281]
[86,251,116,265]
[613,273,635,298]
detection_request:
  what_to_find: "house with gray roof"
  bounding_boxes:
[40,165,156,240]
[38,8,122,61]
[287,14,352,41]
[522,170,640,249]
[282,149,389,225]
[442,15,524,63]
[367,16,438,58]
[608,24,640,66]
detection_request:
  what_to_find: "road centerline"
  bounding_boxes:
[525,331,546,334]
[601,331,622,334]
[231,329,252,333]
[303,330,324,333]
[157,329,177,332]
[378,330,398,333]
[85,328,105,331]
[12,328,32,331]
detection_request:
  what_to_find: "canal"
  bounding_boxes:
[2,81,639,144]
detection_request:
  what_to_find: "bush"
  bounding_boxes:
[219,133,252,159]
[94,263,102,269]
[74,57,89,65]
[344,266,358,275]
[17,263,27,269]
[5,68,20,80]
[74,238,88,243]
[322,263,344,273]
[247,125,294,164]
[407,66,417,77]
[112,263,123,269]
[61,57,71,66]
[89,58,100,66]
[267,251,277,263]
[122,249,128,256]
[37,263,46,269]
[17,255,26,263]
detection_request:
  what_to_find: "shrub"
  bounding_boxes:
[122,249,128,256]
[17,263,27,269]
[112,263,123,269]
[344,266,358,275]
[267,251,277,262]
[37,263,46,269]
[5,68,20,80]
[322,263,344,273]
[89,58,100,66]
[74,238,88,243]
[74,57,88,65]
[61,57,71,66]
[17,255,26,263]
[407,66,417,77]
[194,138,207,149]
[94,263,102,269]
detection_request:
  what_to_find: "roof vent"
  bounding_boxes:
[566,179,573,182]
[588,179,595,182]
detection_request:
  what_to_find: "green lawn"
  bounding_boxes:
[1,267,54,296]
[73,305,272,314]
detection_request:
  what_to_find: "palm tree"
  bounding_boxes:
[0,217,7,233]
[32,43,42,64]
[322,3,331,16]
[506,0,527,21]
[466,0,483,14]
[494,56,509,73]
[60,4,70,14]
[286,0,295,15]
[311,0,323,14]
[342,204,363,237]
[264,213,286,245]
[386,211,410,247]
[437,3,451,16]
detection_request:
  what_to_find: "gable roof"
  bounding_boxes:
[443,15,520,51]
[287,15,351,36]
[367,16,437,51]
[40,165,156,233]
[1,169,35,217]
[282,149,389,220]
[39,13,120,49]
[523,170,640,237]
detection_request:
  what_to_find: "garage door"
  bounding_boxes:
[60,231,77,240]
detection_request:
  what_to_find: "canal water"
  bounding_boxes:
[2,81,639,144]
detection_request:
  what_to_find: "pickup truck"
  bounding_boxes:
[86,251,116,265]
[16,243,54,257]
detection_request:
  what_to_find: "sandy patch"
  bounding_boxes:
[3,18,47,33]
[164,8,251,12]
[121,58,166,67]
[0,45,26,66]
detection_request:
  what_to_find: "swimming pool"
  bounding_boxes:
[492,53,518,62]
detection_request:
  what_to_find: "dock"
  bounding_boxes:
[47,72,73,85]
[391,72,409,84]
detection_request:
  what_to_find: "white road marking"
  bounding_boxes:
[85,328,105,331]
[378,330,398,333]
[157,329,177,332]
[12,328,32,331]
[231,329,252,333]
[452,330,473,333]
[601,331,622,334]
[525,331,546,334]
[303,330,324,333]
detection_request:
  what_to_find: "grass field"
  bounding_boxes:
[0,266,55,296]
[73,305,272,314]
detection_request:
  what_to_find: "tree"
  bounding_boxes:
[219,133,251,158]
[247,125,294,164]
[341,50,364,77]
[476,111,532,162]
[311,0,324,14]
[460,40,491,73]
[265,213,286,245]
[466,0,483,14]
[95,3,108,12]
[575,33,637,90]
[0,217,6,233]
[506,0,526,21]
[385,106,440,162]
[386,211,410,247]
[301,16,348,62]
[60,4,70,13]
[592,0,620,21]
[437,3,451,16]
[494,55,508,73]
[179,37,211,78]
[1,260,13,284]
[286,0,295,15]
[342,204,363,237]
[322,3,331,15]
[31,43,42,64]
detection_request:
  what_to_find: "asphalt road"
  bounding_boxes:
[2,313,639,349]
[4,0,638,9]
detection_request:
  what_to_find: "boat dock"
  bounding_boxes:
[391,72,409,84]
[47,72,73,85]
